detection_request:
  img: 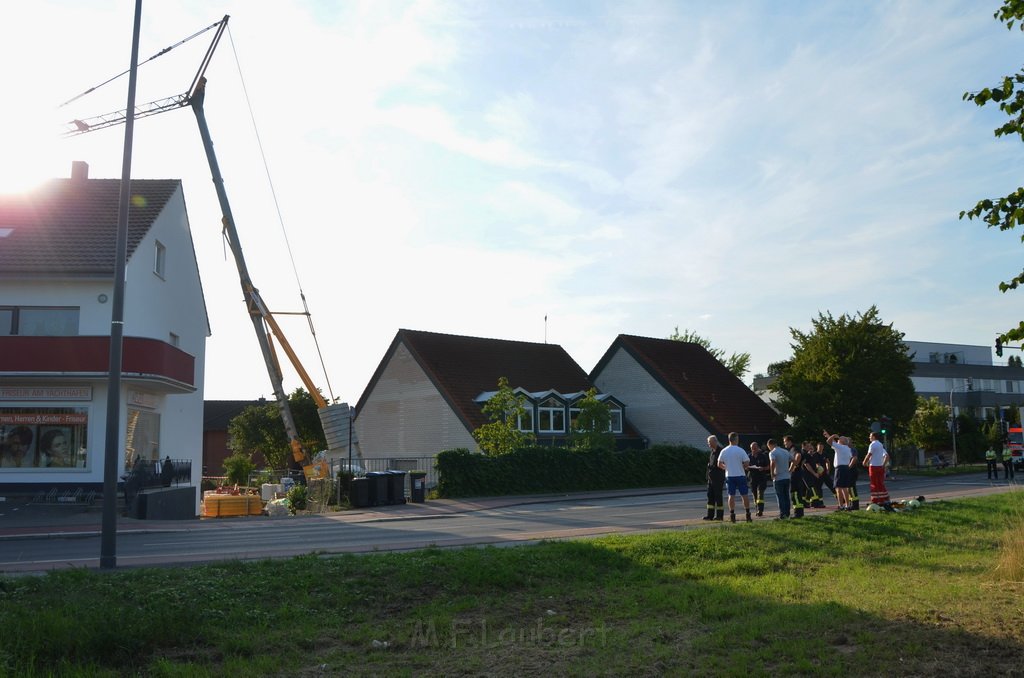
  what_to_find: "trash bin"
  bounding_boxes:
[349,477,371,508]
[366,471,389,506]
[409,471,427,503]
[385,470,407,505]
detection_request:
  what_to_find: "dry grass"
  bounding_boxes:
[995,491,1024,583]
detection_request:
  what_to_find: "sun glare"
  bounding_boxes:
[0,111,67,194]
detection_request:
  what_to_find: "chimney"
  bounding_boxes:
[71,161,89,182]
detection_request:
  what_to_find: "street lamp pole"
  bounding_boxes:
[949,387,958,467]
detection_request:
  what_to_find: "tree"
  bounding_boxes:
[961,0,1024,344]
[771,306,917,442]
[473,377,535,456]
[668,327,751,379]
[909,396,951,453]
[570,388,614,452]
[227,388,327,470]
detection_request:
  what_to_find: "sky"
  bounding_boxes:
[1,0,1021,403]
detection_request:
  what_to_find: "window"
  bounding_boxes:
[0,408,89,470]
[1008,380,1016,394]
[517,404,534,432]
[154,241,166,278]
[569,405,581,431]
[538,397,565,433]
[169,332,180,348]
[124,408,161,470]
[608,404,623,433]
[0,307,79,336]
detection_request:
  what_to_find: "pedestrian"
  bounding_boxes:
[160,455,174,487]
[767,438,791,519]
[703,435,726,521]
[747,441,770,517]
[783,435,805,518]
[804,442,828,508]
[718,432,753,523]
[863,431,890,505]
[1003,445,1015,480]
[824,431,857,510]
[986,446,999,480]
[847,442,861,511]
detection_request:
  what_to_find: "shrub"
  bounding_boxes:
[223,452,255,487]
[286,484,308,513]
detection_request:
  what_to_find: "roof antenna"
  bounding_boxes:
[544,314,548,344]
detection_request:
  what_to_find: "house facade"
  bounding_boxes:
[353,329,640,463]
[591,334,787,449]
[0,162,208,508]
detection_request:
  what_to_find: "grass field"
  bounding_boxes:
[1,492,1022,676]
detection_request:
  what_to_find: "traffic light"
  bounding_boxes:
[879,415,890,435]
[996,337,1003,357]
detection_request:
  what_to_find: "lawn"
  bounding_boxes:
[1,492,1022,676]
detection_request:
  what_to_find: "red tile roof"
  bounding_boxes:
[592,334,786,438]
[357,329,595,431]
[0,177,180,277]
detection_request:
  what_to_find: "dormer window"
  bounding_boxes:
[538,397,565,433]
[517,403,534,432]
[607,402,623,433]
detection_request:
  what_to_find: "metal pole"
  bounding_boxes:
[100,0,143,570]
[949,387,958,467]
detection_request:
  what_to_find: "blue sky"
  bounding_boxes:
[1,1,1021,401]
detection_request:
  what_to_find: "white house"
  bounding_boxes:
[0,162,209,513]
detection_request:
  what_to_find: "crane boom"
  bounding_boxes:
[62,14,342,479]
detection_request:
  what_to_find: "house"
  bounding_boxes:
[0,162,208,510]
[202,399,265,476]
[591,334,787,449]
[353,329,641,462]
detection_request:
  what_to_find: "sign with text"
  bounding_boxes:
[0,386,93,401]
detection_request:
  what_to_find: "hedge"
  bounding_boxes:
[434,444,706,498]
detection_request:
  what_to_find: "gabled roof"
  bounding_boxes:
[203,399,263,430]
[0,176,181,277]
[356,329,594,431]
[591,334,786,437]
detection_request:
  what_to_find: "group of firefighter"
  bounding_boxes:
[702,433,874,521]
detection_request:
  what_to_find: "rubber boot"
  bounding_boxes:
[745,510,752,522]
[730,512,737,523]
[702,505,715,520]
[714,508,724,521]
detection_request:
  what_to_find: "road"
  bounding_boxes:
[0,474,1015,574]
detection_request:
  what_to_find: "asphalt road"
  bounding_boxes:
[0,473,1016,574]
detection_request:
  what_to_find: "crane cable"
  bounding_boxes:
[225,25,337,404]
[58,18,225,109]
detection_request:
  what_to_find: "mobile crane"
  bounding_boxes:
[65,15,353,479]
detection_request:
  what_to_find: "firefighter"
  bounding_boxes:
[1003,445,1015,481]
[703,435,726,520]
[804,442,828,508]
[783,435,805,518]
[986,446,999,480]
[747,441,770,517]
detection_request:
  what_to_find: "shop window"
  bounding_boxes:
[0,408,89,470]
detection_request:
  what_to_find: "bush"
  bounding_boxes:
[286,484,308,513]
[223,452,255,487]
[435,444,706,498]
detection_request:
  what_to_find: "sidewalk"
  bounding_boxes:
[0,486,693,540]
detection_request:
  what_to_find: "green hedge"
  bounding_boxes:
[435,445,706,498]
